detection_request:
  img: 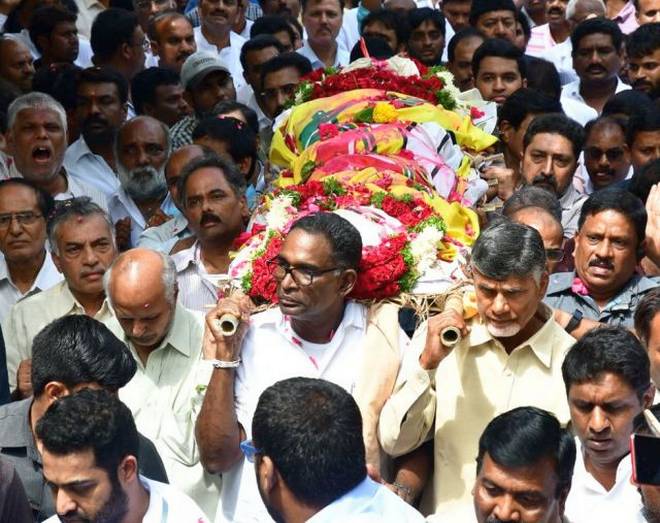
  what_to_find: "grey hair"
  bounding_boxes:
[502,186,563,224]
[103,250,178,305]
[7,92,68,135]
[47,197,116,255]
[113,116,172,169]
[566,0,606,20]
[470,222,547,284]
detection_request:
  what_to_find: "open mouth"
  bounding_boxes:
[32,146,52,163]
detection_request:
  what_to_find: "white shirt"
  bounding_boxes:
[45,475,210,523]
[4,29,93,68]
[172,241,223,312]
[565,438,643,522]
[0,251,62,323]
[561,97,598,127]
[236,84,272,131]
[307,477,425,523]
[546,38,578,85]
[64,136,120,199]
[137,213,191,254]
[238,19,253,40]
[561,78,631,116]
[297,40,350,70]
[193,27,246,90]
[338,7,360,55]
[559,183,587,238]
[73,0,105,39]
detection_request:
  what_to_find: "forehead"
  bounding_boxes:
[78,81,120,98]
[363,20,396,32]
[480,453,558,494]
[186,166,233,194]
[0,184,39,211]
[197,70,230,88]
[119,120,167,146]
[577,32,615,50]
[42,448,104,483]
[305,0,342,12]
[280,228,333,265]
[14,107,61,126]
[245,46,280,65]
[511,209,562,241]
[568,371,639,400]
[472,268,537,289]
[412,19,442,32]
[479,9,515,21]
[159,17,193,36]
[528,132,573,154]
[264,66,301,88]
[456,36,485,54]
[56,213,113,242]
[166,148,204,178]
[586,122,624,143]
[634,130,660,145]
[3,41,30,60]
[629,49,660,62]
[478,56,520,74]
[580,209,636,235]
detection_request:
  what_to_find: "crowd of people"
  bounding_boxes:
[0,0,659,520]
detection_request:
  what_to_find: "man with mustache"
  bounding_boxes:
[298,0,348,69]
[469,0,517,44]
[109,116,174,250]
[561,327,654,522]
[628,23,660,101]
[406,8,446,67]
[545,188,659,328]
[582,115,632,193]
[447,28,486,92]
[526,0,571,57]
[148,12,197,74]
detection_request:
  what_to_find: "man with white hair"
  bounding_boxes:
[108,116,175,250]
[103,247,221,519]
[4,92,107,209]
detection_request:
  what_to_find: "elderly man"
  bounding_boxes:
[545,188,659,329]
[5,93,107,209]
[379,221,575,518]
[0,180,61,323]
[0,315,168,521]
[0,37,34,95]
[109,116,175,250]
[468,0,517,43]
[3,198,120,398]
[148,12,197,74]
[197,211,408,523]
[298,0,348,69]
[104,248,220,518]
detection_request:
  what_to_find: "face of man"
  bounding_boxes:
[546,0,569,28]
[272,29,295,52]
[473,453,566,523]
[116,119,169,202]
[41,21,79,63]
[475,56,525,105]
[8,108,66,182]
[521,132,577,197]
[151,17,196,73]
[145,83,192,127]
[164,145,205,209]
[42,449,129,523]
[51,214,117,299]
[475,10,517,43]
[362,20,400,52]
[647,313,660,390]
[260,0,300,17]
[629,49,660,99]
[0,184,47,263]
[568,372,651,472]
[472,267,548,339]
[442,0,471,30]
[584,122,631,191]
[243,46,280,90]
[500,112,537,162]
[510,208,564,273]
[183,167,247,244]
[302,0,343,48]
[133,0,176,32]
[631,130,660,170]
[200,0,241,35]
[637,0,660,24]
[188,70,236,115]
[573,33,622,87]
[407,20,445,66]
[261,66,302,119]
[0,40,35,93]
[448,35,485,91]
[525,0,547,18]
[573,210,640,301]
[76,82,127,149]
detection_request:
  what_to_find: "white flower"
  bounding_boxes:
[409,225,445,273]
[265,195,295,231]
[385,55,421,77]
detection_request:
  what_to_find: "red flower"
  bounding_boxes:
[249,236,283,303]
[319,123,340,140]
[232,223,266,250]
[350,234,410,299]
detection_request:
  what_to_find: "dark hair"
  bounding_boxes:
[633,403,660,435]
[471,221,547,281]
[472,38,526,78]
[192,116,257,173]
[577,188,647,246]
[469,0,516,26]
[289,213,363,271]
[90,8,140,62]
[350,37,395,61]
[213,100,259,134]
[0,178,54,218]
[517,8,531,42]
[284,15,303,41]
[584,115,627,144]
[252,377,366,507]
[502,185,563,223]
[240,35,284,71]
[31,316,136,396]
[635,287,660,347]
[260,52,312,89]
[28,6,77,54]
[626,108,660,147]
[603,89,655,121]
[562,326,651,401]
[131,67,181,116]
[499,88,563,130]
[476,407,576,498]
[571,17,624,55]
[362,9,409,47]
[523,113,585,159]
[178,152,247,204]
[524,56,562,100]
[77,66,129,105]
[626,23,660,60]
[147,11,190,42]
[629,158,660,203]
[32,63,82,111]
[250,15,297,45]
[407,7,445,35]
[301,0,344,12]
[36,389,140,478]
[447,27,485,63]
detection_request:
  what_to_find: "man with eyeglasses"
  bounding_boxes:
[581,116,632,194]
[197,211,409,523]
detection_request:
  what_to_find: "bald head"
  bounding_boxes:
[510,207,564,271]
[0,38,35,93]
[566,0,606,26]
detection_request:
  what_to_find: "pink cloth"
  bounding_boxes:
[611,1,639,34]
[526,23,557,57]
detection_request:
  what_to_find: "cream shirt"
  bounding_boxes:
[378,305,575,519]
[117,303,219,519]
[2,280,121,390]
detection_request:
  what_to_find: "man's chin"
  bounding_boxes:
[485,322,521,338]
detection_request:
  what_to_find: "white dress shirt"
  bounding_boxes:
[565,438,643,523]
[193,27,246,90]
[0,251,62,323]
[238,19,253,40]
[338,7,360,55]
[137,213,191,254]
[546,38,578,85]
[64,136,120,199]
[73,0,106,39]
[171,241,222,312]
[561,77,631,117]
[297,39,350,70]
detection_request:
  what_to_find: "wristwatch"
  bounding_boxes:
[565,310,583,334]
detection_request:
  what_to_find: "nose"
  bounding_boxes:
[81,244,100,267]
[275,89,289,108]
[491,292,510,316]
[590,49,603,64]
[594,237,613,259]
[493,494,520,521]
[495,20,506,36]
[589,406,611,434]
[8,215,22,235]
[136,147,150,167]
[541,155,554,176]
[131,320,148,338]
[56,489,77,516]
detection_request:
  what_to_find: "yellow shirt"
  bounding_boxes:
[378,305,575,519]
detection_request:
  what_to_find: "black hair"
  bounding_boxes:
[32,63,82,111]
[584,115,627,143]
[350,37,395,61]
[629,158,660,203]
[577,188,647,246]
[250,15,297,45]
[28,6,77,54]
[472,38,526,79]
[31,316,136,396]
[252,377,366,507]
[603,89,655,121]
[626,108,660,147]
[213,100,259,134]
[301,0,344,13]
[407,7,445,35]
[562,326,651,401]
[447,27,485,63]
[240,35,284,71]
[502,185,563,223]
[259,52,312,90]
[131,67,181,116]
[178,152,247,204]
[469,0,517,26]
[476,406,576,498]
[36,389,140,478]
[524,56,562,100]
[77,66,130,105]
[289,213,363,271]
[626,23,660,60]
[523,113,585,159]
[362,9,410,47]
[192,116,257,174]
[633,403,660,434]
[0,178,54,219]
[90,8,140,62]
[635,287,660,347]
[499,88,563,129]
[570,17,624,55]
[517,8,531,42]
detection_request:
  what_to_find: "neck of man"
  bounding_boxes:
[310,39,338,68]
[584,450,622,491]
[70,287,106,317]
[580,76,618,112]
[7,249,46,294]
[606,0,627,18]
[133,340,160,367]
[29,166,68,197]
[496,306,547,354]
[199,236,234,274]
[202,23,231,50]
[291,301,346,344]
[85,134,117,170]
[587,283,623,310]
[549,20,571,43]
[122,479,151,523]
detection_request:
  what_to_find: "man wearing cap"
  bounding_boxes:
[170,51,236,150]
[469,0,518,43]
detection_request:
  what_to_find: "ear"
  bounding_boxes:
[239,195,250,223]
[338,268,358,297]
[5,131,15,157]
[142,101,156,118]
[120,41,133,62]
[36,35,49,56]
[183,90,194,109]
[637,238,647,261]
[643,383,655,409]
[258,455,278,496]
[572,232,579,258]
[538,270,549,297]
[237,156,252,178]
[43,381,70,402]
[150,40,160,56]
[117,455,139,486]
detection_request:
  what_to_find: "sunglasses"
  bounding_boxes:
[240,439,262,463]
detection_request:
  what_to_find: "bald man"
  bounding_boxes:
[510,206,565,273]
[103,248,220,518]
[0,38,35,94]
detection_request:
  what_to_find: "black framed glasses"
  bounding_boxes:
[545,248,564,262]
[268,259,340,287]
[0,211,43,229]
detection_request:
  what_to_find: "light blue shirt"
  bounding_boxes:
[297,40,350,70]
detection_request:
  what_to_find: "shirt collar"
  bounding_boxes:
[67,136,94,164]
[59,280,113,317]
[613,0,636,22]
[173,240,200,273]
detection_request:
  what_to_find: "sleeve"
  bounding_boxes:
[2,305,30,392]
[0,458,33,523]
